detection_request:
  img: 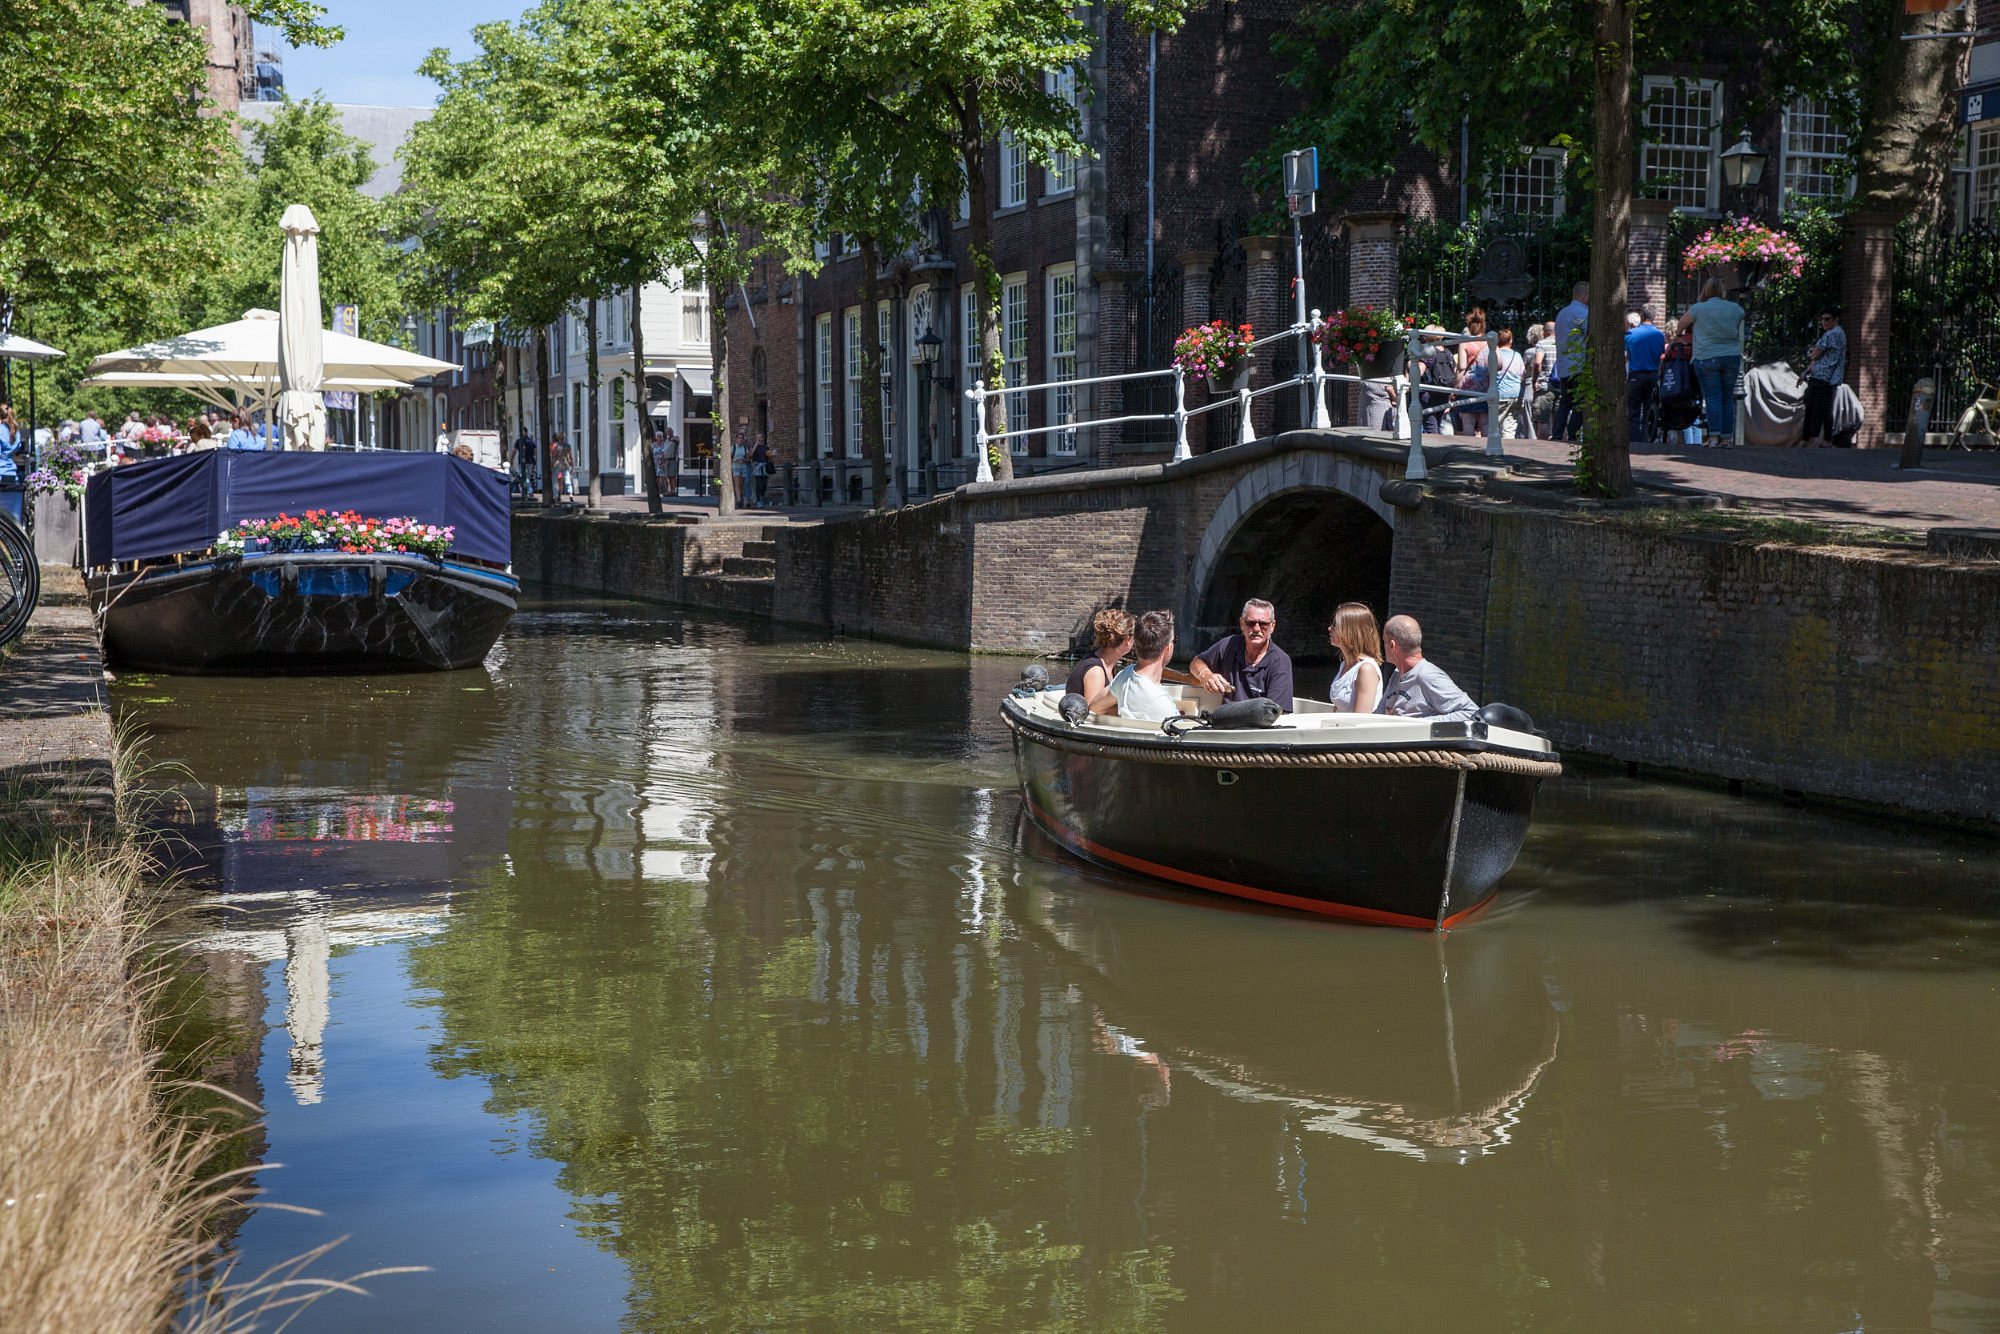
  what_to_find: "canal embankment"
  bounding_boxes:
[514,431,2000,828]
[0,572,217,1331]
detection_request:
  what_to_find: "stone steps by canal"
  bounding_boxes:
[680,526,785,616]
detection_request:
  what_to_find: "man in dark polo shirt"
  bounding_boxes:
[1189,597,1294,710]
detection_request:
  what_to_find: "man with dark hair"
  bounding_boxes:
[1101,609,1179,721]
[1802,307,1846,446]
[1377,615,1478,721]
[1190,597,1294,710]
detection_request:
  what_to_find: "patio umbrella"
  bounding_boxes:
[84,312,456,414]
[276,204,327,452]
[0,333,64,363]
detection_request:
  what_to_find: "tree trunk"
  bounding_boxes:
[636,281,659,515]
[858,233,888,507]
[710,269,735,518]
[959,83,1012,482]
[1588,0,1635,497]
[1853,0,1973,230]
[534,326,550,505]
[586,297,600,504]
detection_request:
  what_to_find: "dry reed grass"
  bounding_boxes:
[0,778,418,1332]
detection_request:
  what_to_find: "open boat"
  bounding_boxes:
[84,451,516,674]
[1000,684,1560,929]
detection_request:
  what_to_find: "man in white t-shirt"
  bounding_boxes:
[1099,609,1179,722]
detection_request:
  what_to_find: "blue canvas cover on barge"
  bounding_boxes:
[83,451,512,568]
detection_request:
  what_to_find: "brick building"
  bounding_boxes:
[155,1,258,114]
[732,2,2000,488]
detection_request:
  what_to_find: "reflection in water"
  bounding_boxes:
[118,596,2000,1331]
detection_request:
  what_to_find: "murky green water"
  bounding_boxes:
[120,596,2000,1331]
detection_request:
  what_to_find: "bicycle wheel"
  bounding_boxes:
[0,510,40,650]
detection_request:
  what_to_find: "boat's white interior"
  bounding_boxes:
[1010,686,1552,754]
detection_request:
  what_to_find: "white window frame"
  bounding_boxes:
[1968,122,2000,226]
[1641,76,1723,214]
[1045,68,1078,197]
[1779,98,1853,210]
[1045,265,1077,454]
[608,376,626,467]
[1488,148,1566,218]
[1001,274,1028,451]
[999,131,1027,209]
[843,306,863,459]
[682,292,710,344]
[815,313,833,458]
[961,284,981,456]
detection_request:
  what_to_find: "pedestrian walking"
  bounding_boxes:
[750,435,771,506]
[1551,282,1589,441]
[651,427,679,499]
[1801,307,1846,446]
[548,433,573,497]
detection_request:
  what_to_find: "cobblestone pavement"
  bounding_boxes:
[0,569,115,816]
[1494,439,2000,533]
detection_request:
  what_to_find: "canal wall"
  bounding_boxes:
[513,441,2000,826]
[1390,497,2000,827]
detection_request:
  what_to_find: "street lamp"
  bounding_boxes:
[1719,133,1767,189]
[913,329,943,497]
[1718,133,1768,449]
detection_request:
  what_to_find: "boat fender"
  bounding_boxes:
[1207,697,1282,729]
[1012,664,1051,697]
[1476,701,1537,735]
[1058,692,1090,725]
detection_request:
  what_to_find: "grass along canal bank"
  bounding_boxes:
[0,576,382,1330]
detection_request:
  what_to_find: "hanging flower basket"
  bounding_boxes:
[1680,217,1806,284]
[1173,320,1254,389]
[215,509,456,559]
[1314,307,1408,380]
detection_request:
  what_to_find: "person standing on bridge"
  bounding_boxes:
[1189,598,1294,711]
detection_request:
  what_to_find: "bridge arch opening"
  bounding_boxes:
[1192,489,1394,667]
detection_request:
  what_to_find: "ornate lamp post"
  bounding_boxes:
[1718,133,1768,447]
[913,328,942,497]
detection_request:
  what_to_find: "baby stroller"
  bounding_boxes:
[1658,338,1702,443]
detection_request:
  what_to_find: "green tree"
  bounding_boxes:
[1271,0,1952,495]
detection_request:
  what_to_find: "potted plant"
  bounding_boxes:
[1680,216,1806,293]
[1173,320,1256,392]
[1315,307,1408,380]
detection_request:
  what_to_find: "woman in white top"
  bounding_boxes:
[1325,601,1384,714]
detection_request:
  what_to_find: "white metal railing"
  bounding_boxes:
[962,312,1513,483]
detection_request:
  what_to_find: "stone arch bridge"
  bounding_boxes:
[772,429,1490,665]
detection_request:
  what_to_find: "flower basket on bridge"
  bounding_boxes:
[1173,320,1254,391]
[1315,307,1408,381]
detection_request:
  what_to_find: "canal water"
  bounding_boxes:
[118,596,2000,1331]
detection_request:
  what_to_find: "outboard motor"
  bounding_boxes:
[1477,702,1537,735]
[1058,692,1090,725]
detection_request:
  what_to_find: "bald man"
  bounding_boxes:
[1377,615,1478,722]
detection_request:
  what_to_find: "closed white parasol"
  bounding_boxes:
[276,204,327,452]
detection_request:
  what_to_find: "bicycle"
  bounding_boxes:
[1949,381,1997,451]
[0,504,40,651]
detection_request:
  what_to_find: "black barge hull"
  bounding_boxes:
[1006,708,1547,929]
[89,552,517,674]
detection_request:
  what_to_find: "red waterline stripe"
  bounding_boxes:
[1022,794,1494,931]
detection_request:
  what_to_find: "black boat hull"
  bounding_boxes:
[89,552,517,674]
[1008,714,1543,929]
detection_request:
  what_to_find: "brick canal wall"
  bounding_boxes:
[515,454,2000,824]
[1391,497,2000,825]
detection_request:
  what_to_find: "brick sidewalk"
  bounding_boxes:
[1491,438,2000,533]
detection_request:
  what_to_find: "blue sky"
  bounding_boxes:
[278,0,521,107]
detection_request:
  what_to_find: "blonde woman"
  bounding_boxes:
[1067,607,1136,702]
[1325,602,1384,714]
